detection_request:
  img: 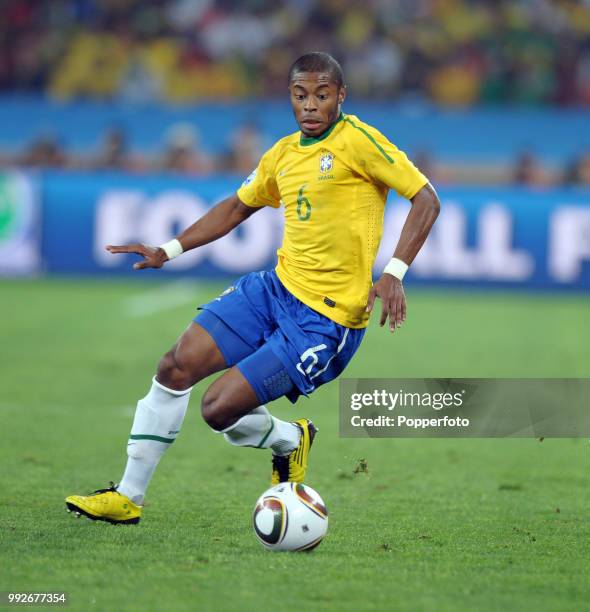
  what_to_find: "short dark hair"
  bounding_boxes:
[288,52,345,88]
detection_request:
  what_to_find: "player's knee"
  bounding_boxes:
[156,351,177,382]
[201,388,228,431]
[156,350,193,391]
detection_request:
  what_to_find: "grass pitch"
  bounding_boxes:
[0,278,589,612]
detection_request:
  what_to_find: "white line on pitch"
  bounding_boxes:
[122,281,199,317]
[119,405,136,417]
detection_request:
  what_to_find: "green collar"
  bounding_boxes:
[299,112,344,146]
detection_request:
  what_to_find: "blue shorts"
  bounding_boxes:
[194,270,365,404]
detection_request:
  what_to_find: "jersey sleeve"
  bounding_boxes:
[348,119,429,200]
[236,146,281,209]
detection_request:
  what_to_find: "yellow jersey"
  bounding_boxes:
[236,112,428,328]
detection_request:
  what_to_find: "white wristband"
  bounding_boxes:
[383,257,408,281]
[160,239,184,260]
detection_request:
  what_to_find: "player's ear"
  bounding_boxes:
[338,85,346,105]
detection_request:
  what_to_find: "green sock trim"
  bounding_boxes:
[129,434,175,444]
[256,419,275,449]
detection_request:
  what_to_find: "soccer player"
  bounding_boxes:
[65,52,440,524]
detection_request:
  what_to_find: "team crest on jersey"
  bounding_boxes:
[319,151,334,174]
[242,168,257,187]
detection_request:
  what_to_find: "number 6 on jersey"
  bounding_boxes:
[297,185,312,221]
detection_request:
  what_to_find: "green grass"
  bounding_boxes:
[0,278,589,612]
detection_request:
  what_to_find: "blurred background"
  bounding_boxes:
[0,0,589,289]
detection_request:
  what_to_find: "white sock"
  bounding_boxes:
[117,377,192,504]
[221,406,301,455]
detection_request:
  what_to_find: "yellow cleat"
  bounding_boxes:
[271,418,318,485]
[65,482,142,525]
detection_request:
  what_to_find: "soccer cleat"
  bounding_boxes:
[271,418,318,485]
[65,482,142,525]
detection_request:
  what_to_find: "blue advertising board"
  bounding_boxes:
[7,170,590,290]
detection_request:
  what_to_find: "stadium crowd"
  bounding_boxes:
[1,0,589,185]
[1,0,590,106]
[0,120,266,175]
[1,120,589,187]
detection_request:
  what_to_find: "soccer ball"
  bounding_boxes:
[252,482,328,552]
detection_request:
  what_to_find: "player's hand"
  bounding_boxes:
[366,273,406,332]
[105,243,168,270]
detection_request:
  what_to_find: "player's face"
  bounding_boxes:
[289,72,346,138]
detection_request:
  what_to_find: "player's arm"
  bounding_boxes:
[106,193,259,270]
[367,183,440,331]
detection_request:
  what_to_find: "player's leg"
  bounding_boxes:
[115,321,228,506]
[115,280,279,509]
[201,361,300,451]
[65,321,234,524]
[211,310,366,486]
[200,343,317,485]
